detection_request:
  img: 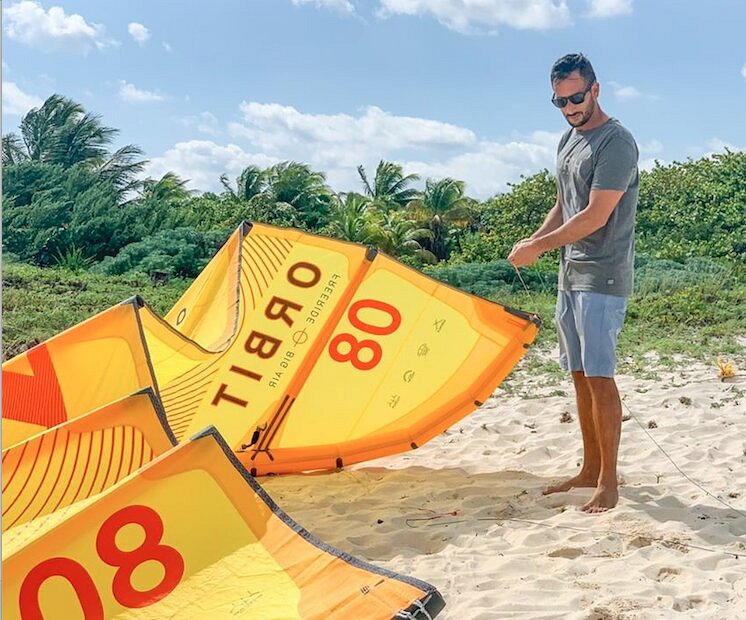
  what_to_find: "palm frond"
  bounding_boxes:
[2,133,29,165]
[97,144,147,194]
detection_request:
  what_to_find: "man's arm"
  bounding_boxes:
[508,189,623,266]
[533,188,623,251]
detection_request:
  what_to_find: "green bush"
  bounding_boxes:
[458,170,558,262]
[422,260,557,299]
[1,260,190,360]
[2,161,158,264]
[94,228,231,278]
[634,255,734,295]
[637,151,746,264]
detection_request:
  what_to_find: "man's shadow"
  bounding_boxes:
[621,485,746,546]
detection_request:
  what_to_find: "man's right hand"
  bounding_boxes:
[508,238,543,267]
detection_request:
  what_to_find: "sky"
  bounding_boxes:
[2,0,746,200]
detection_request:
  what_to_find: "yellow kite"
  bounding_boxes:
[2,222,539,474]
[2,221,540,618]
[3,427,445,619]
[2,389,175,532]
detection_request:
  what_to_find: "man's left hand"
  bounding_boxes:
[508,239,542,267]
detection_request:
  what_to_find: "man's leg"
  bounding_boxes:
[543,370,600,494]
[581,376,622,513]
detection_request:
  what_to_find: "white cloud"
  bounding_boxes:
[611,83,641,100]
[403,131,560,199]
[128,22,150,45]
[637,139,664,170]
[179,111,221,136]
[292,0,355,13]
[705,138,745,156]
[118,81,165,103]
[2,81,43,115]
[230,103,476,158]
[607,80,658,102]
[163,42,173,52]
[683,138,745,162]
[221,101,558,198]
[638,139,663,155]
[3,1,115,53]
[377,0,572,34]
[585,0,633,18]
[639,158,660,172]
[144,141,280,192]
[741,63,746,79]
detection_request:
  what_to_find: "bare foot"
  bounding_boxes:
[542,472,598,495]
[580,485,618,513]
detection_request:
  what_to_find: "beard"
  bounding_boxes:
[564,97,596,128]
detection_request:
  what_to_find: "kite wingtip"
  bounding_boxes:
[120,295,146,308]
[240,220,254,236]
[529,313,543,328]
[365,245,378,261]
[503,305,543,329]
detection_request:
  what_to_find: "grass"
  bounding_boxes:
[2,260,190,360]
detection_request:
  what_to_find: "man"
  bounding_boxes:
[508,53,639,513]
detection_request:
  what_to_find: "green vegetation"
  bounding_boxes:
[94,228,231,278]
[3,95,745,368]
[1,260,190,360]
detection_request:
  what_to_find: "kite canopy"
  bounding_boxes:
[2,220,540,618]
[2,388,174,532]
[2,427,445,619]
[2,221,539,474]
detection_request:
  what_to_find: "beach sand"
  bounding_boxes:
[263,349,746,619]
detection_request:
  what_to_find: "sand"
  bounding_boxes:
[263,349,746,619]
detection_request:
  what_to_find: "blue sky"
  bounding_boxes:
[3,0,746,199]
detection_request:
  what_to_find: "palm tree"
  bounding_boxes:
[17,94,116,166]
[407,177,475,261]
[220,165,265,202]
[4,94,147,201]
[217,162,332,229]
[14,94,79,162]
[326,192,379,243]
[375,211,436,263]
[98,144,148,198]
[263,161,333,229]
[357,160,421,212]
[139,172,193,207]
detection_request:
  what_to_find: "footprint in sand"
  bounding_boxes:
[656,567,681,582]
[673,596,705,611]
[547,547,584,559]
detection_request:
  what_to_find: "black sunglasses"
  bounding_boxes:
[551,84,594,108]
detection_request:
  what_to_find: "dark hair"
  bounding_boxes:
[550,53,596,87]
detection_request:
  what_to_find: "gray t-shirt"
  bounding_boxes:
[556,117,639,297]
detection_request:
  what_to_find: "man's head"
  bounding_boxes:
[550,53,600,129]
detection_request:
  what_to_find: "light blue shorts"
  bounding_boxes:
[556,291,628,378]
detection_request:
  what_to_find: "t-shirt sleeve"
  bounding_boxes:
[557,129,571,155]
[591,134,638,191]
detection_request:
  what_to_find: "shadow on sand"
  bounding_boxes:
[622,485,746,547]
[261,465,746,563]
[261,465,562,561]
